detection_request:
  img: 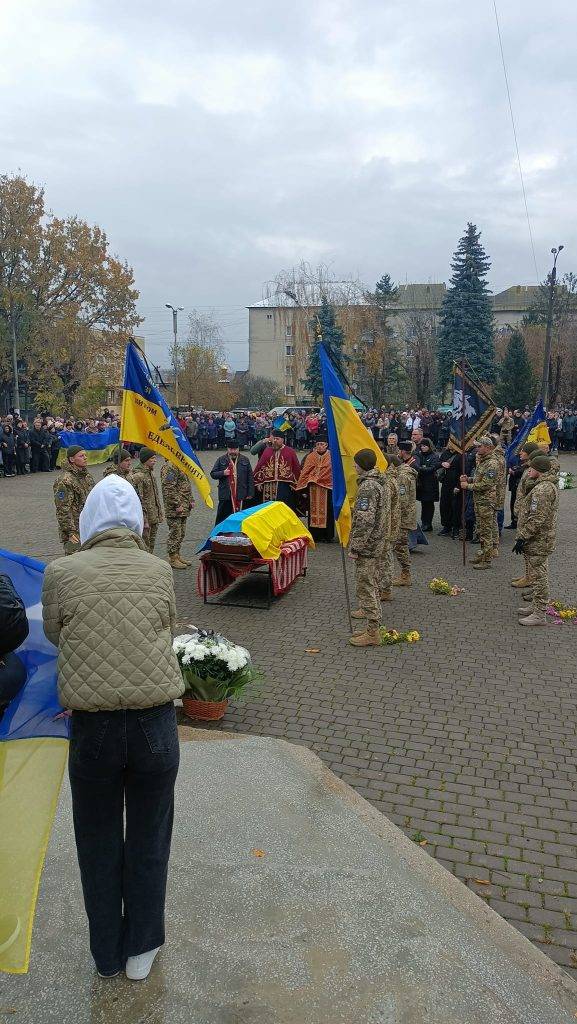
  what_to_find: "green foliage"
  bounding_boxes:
[303,296,346,398]
[494,330,535,408]
[437,223,496,387]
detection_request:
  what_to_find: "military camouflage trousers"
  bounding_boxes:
[525,553,549,612]
[355,556,381,627]
[376,544,394,593]
[166,516,187,556]
[474,502,494,560]
[143,522,159,554]
[394,529,410,571]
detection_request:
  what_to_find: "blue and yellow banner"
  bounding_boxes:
[449,365,495,453]
[506,400,550,464]
[0,550,69,974]
[319,345,386,546]
[57,427,120,467]
[121,342,213,507]
[273,415,291,433]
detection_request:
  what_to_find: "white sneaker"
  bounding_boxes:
[125,946,162,981]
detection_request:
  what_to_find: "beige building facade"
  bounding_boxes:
[248,284,540,404]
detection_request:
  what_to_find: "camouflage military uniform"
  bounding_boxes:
[464,452,498,563]
[102,463,134,485]
[132,463,164,553]
[394,462,418,574]
[160,462,194,559]
[492,446,507,548]
[514,467,536,583]
[350,469,389,629]
[377,466,400,594]
[517,477,558,611]
[53,465,95,554]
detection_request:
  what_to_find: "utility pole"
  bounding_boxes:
[10,313,20,414]
[165,303,184,411]
[540,245,564,408]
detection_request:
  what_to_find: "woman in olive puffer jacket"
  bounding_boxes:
[42,474,183,982]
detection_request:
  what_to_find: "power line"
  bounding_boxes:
[492,0,540,282]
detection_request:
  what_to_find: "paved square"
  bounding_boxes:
[3,451,577,977]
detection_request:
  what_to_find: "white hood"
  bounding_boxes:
[79,475,144,545]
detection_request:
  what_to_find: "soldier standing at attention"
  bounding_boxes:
[490,435,507,556]
[132,448,164,553]
[459,436,498,569]
[53,445,95,554]
[160,462,195,569]
[393,441,419,587]
[510,441,540,589]
[349,449,389,647]
[514,455,558,626]
[378,454,401,602]
[103,447,134,483]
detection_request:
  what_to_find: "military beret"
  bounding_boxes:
[521,441,540,455]
[66,445,84,459]
[139,446,155,463]
[354,448,377,471]
[117,447,132,461]
[529,454,551,473]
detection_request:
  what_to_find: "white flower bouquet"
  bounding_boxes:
[172,627,260,703]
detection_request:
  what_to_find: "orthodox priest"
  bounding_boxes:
[210,436,255,524]
[294,434,334,541]
[253,429,301,508]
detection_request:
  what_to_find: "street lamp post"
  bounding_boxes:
[540,246,564,409]
[165,303,184,411]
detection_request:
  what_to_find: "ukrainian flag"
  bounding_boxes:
[319,345,386,546]
[57,426,120,467]
[506,399,550,464]
[0,550,69,974]
[273,415,291,433]
[121,342,213,507]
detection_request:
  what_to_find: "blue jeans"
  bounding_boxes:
[69,702,179,975]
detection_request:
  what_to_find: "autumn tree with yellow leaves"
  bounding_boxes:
[0,173,141,413]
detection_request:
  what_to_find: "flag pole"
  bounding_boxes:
[460,357,467,567]
[339,540,354,632]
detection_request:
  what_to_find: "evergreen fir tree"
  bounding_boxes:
[493,329,535,408]
[303,295,346,398]
[437,223,496,388]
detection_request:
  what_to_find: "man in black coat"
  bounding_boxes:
[415,438,440,531]
[437,446,461,536]
[210,437,255,524]
[29,417,50,472]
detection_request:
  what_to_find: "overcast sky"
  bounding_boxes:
[1,0,575,369]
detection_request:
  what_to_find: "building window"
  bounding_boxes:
[285,384,295,396]
[266,313,273,320]
[285,344,294,356]
[285,324,293,338]
[286,365,293,376]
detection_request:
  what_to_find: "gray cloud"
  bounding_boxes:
[1,0,575,368]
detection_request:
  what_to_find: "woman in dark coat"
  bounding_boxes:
[416,438,440,531]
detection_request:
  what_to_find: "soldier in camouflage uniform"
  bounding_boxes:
[460,436,499,568]
[53,445,95,554]
[510,441,540,589]
[132,448,164,553]
[490,437,507,556]
[160,462,195,569]
[102,447,134,484]
[349,449,389,647]
[393,442,418,586]
[514,455,558,626]
[377,455,400,601]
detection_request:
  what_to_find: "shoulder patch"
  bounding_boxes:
[486,469,496,479]
[56,489,66,501]
[399,484,406,495]
[357,497,370,511]
[166,469,177,482]
[530,497,538,511]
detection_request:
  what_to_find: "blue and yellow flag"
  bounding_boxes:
[121,342,213,507]
[449,365,496,453]
[319,345,386,546]
[57,426,120,467]
[198,500,314,561]
[273,415,291,433]
[506,399,550,464]
[0,550,69,974]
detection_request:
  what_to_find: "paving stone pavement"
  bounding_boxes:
[2,450,577,977]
